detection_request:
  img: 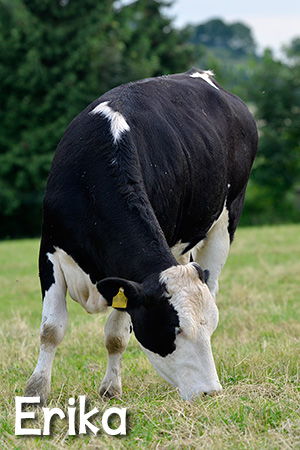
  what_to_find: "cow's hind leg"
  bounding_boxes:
[100,309,132,399]
[25,250,68,405]
[192,206,230,299]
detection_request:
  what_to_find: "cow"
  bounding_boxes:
[25,68,258,403]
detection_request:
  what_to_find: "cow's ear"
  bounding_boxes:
[97,277,145,310]
[191,262,210,285]
[203,269,210,285]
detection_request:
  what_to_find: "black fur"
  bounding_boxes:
[41,69,257,284]
[39,69,258,354]
[39,240,55,298]
[97,275,179,356]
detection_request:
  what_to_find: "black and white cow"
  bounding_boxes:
[25,68,258,403]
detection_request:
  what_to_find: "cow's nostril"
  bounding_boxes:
[204,389,219,397]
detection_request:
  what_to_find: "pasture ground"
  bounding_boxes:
[0,224,299,449]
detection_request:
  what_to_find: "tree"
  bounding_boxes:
[284,37,300,65]
[187,18,257,58]
[243,49,300,223]
[0,0,122,236]
[181,18,259,99]
[115,0,195,81]
[0,0,194,238]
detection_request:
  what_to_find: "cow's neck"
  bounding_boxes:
[45,201,178,285]
[98,220,178,283]
[96,173,178,282]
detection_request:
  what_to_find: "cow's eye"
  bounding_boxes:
[175,327,182,336]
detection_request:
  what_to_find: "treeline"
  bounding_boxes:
[0,0,299,238]
[186,19,300,226]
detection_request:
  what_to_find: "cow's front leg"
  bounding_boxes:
[25,251,68,405]
[100,309,132,399]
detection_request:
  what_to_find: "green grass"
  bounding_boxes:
[1,225,300,449]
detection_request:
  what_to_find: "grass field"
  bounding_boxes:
[1,225,299,449]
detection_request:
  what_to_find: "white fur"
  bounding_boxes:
[190,71,219,90]
[90,101,130,142]
[171,241,190,265]
[160,264,218,339]
[192,206,230,298]
[99,310,132,398]
[171,205,230,299]
[142,263,222,399]
[171,240,206,265]
[55,248,107,314]
[141,334,221,400]
[25,249,108,403]
[25,252,68,404]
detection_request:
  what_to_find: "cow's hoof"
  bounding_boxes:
[99,381,122,399]
[24,374,50,406]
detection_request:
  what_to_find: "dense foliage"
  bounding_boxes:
[245,49,300,224]
[0,2,299,238]
[186,19,300,224]
[0,0,194,237]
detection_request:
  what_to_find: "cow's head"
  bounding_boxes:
[97,262,222,400]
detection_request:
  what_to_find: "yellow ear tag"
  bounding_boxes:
[112,287,128,309]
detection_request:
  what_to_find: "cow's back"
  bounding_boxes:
[42,69,257,279]
[97,71,257,246]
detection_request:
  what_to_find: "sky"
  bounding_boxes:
[167,0,300,56]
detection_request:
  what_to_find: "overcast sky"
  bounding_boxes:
[167,0,300,56]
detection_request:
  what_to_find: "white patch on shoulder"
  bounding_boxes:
[54,248,108,314]
[190,71,219,90]
[90,101,130,143]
